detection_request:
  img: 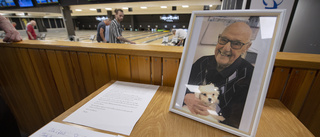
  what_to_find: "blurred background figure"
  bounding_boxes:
[12,22,17,28]
[172,29,187,46]
[26,20,37,40]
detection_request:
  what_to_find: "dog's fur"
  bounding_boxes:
[183,83,225,122]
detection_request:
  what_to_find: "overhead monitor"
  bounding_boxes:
[18,0,34,7]
[36,0,59,4]
[0,0,16,8]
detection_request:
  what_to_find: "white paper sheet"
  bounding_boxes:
[30,121,116,137]
[63,81,159,136]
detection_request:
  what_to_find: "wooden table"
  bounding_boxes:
[51,82,314,137]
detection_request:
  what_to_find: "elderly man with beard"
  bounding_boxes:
[184,22,254,128]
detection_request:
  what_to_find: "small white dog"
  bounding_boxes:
[183,83,225,122]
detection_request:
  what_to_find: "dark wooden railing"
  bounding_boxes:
[0,40,319,136]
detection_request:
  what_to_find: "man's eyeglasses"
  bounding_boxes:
[218,35,250,50]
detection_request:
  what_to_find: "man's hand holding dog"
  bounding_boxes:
[184,93,210,116]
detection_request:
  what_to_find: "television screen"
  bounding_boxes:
[0,0,16,7]
[36,0,58,4]
[18,0,34,7]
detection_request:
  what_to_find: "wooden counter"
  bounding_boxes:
[51,81,314,137]
[1,41,319,136]
[0,40,183,58]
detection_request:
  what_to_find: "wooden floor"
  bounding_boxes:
[13,28,176,46]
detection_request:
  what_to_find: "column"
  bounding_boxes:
[61,6,75,36]
[131,15,135,31]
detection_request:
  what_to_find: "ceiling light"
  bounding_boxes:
[209,5,213,7]
[89,8,96,11]
[141,6,147,9]
[105,8,112,10]
[75,9,82,11]
[182,5,189,8]
[161,6,167,8]
[122,7,128,9]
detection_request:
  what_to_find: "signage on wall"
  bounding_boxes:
[96,16,108,21]
[263,0,283,9]
[160,15,179,22]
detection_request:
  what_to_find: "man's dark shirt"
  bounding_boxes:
[96,21,106,42]
[187,55,254,128]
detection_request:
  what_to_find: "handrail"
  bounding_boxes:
[0,40,183,58]
[275,52,320,69]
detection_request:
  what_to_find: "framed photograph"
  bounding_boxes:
[169,10,285,137]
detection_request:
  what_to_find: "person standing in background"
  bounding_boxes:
[109,9,135,44]
[26,20,37,40]
[96,19,111,43]
[172,29,187,46]
[12,22,16,28]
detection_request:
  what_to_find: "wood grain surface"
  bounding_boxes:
[52,82,314,137]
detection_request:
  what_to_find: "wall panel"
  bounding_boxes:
[0,47,45,133]
[46,50,75,110]
[131,56,151,84]
[281,69,316,116]
[107,54,118,80]
[38,49,65,116]
[89,53,111,89]
[266,67,291,99]
[77,52,96,95]
[152,57,162,85]
[116,55,131,82]
[70,51,87,100]
[298,71,320,137]
[162,58,179,86]
[56,51,81,105]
